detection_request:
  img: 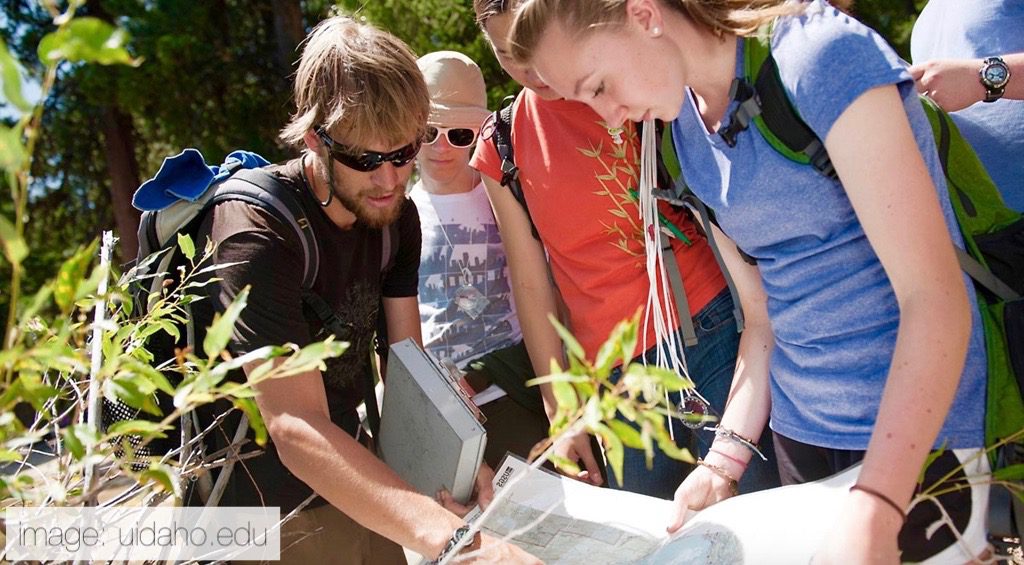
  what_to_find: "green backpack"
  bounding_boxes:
[659,23,1024,542]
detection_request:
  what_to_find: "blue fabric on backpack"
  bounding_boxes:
[133,148,271,211]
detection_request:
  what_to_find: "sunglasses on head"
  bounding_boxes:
[315,127,421,172]
[423,126,479,148]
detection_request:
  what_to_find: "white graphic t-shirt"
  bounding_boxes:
[411,180,522,368]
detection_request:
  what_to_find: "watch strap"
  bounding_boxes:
[981,56,1009,103]
[429,525,481,564]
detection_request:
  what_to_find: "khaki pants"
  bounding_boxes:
[276,501,406,565]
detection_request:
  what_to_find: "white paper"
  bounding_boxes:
[473,454,860,564]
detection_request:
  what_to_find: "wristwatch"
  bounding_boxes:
[430,525,482,564]
[980,56,1011,103]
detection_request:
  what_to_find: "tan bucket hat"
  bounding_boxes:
[417,50,491,129]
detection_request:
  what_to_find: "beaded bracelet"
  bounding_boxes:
[704,425,768,461]
[697,458,739,496]
[850,484,907,523]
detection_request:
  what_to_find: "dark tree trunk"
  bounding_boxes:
[271,0,304,75]
[101,106,141,261]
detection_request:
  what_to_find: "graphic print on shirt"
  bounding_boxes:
[583,122,647,266]
[312,279,380,393]
[415,186,521,367]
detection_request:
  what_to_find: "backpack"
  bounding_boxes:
[108,149,396,504]
[685,24,1024,542]
[487,94,746,347]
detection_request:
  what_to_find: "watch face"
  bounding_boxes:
[984,61,1010,87]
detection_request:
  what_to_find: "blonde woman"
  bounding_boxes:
[508,0,989,562]
[471,0,780,500]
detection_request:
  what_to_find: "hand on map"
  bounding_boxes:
[666,464,735,533]
[437,462,496,516]
[811,489,901,564]
[472,534,544,564]
[553,429,604,486]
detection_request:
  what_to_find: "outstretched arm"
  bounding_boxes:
[247,360,540,563]
[815,83,972,563]
[667,223,773,532]
[482,174,604,485]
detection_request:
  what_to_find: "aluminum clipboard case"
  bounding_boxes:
[379,338,487,504]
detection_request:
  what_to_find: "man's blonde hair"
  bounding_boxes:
[509,0,804,65]
[280,16,429,149]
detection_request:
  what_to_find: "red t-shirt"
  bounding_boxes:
[471,92,725,359]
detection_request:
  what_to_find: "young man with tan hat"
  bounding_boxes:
[412,51,549,474]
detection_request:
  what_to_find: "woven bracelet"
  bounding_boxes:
[704,425,768,461]
[850,484,907,523]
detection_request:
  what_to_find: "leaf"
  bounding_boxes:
[139,464,181,498]
[17,374,60,410]
[607,420,644,450]
[653,423,694,463]
[595,423,625,486]
[547,314,586,365]
[993,464,1024,482]
[0,212,27,266]
[203,286,249,360]
[551,379,579,415]
[0,123,26,174]
[918,444,946,484]
[105,377,161,416]
[54,241,97,313]
[270,340,347,379]
[107,419,168,438]
[126,360,175,395]
[0,449,19,463]
[645,365,693,393]
[524,373,590,387]
[38,17,139,66]
[61,424,100,461]
[0,39,31,112]
[548,454,581,477]
[233,398,267,446]
[177,233,195,262]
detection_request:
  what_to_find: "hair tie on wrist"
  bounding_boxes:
[709,448,748,471]
[850,484,907,523]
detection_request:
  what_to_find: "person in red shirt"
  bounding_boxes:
[469,0,778,498]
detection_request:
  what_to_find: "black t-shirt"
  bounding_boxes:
[190,158,420,511]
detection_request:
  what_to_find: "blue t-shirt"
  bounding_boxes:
[671,1,986,450]
[911,0,1024,213]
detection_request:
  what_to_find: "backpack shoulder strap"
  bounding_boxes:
[217,168,320,291]
[491,92,541,240]
[746,26,837,178]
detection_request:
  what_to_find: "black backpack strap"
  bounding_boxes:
[492,92,541,240]
[209,170,388,437]
[302,290,382,440]
[752,53,836,179]
[214,168,320,290]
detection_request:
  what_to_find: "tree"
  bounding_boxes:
[0,0,323,318]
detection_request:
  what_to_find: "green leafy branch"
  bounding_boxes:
[527,311,697,487]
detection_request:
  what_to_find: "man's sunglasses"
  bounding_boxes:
[316,127,421,172]
[423,126,479,148]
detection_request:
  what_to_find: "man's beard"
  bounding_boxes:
[334,184,405,228]
[319,156,405,228]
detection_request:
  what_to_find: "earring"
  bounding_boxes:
[652,26,661,37]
